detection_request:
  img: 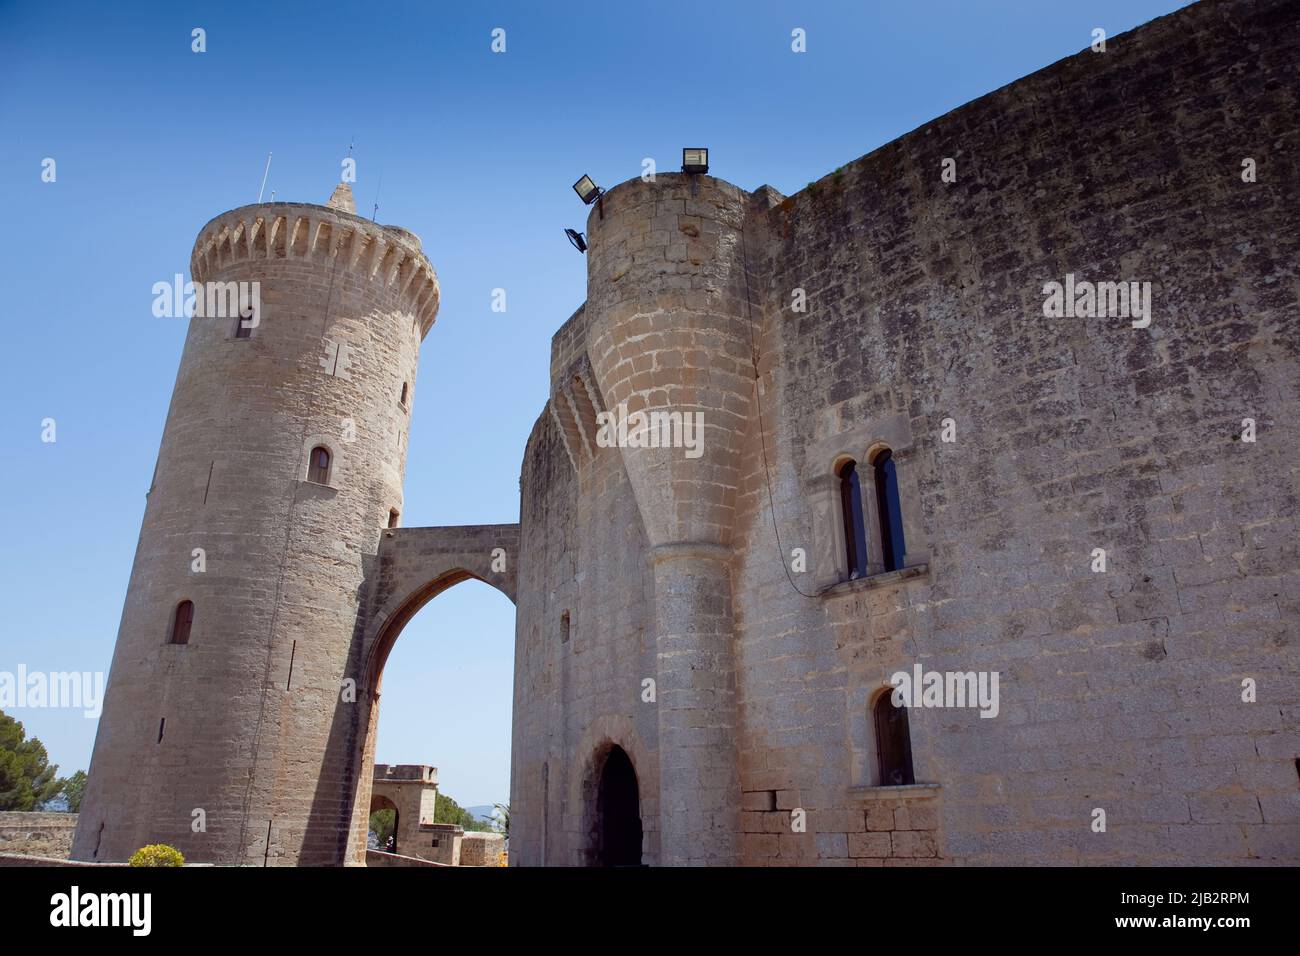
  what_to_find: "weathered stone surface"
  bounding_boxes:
[510,0,1299,867]
[0,812,77,860]
[73,192,516,866]
[79,0,1299,867]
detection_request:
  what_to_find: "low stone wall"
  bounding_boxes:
[365,849,449,868]
[0,812,78,859]
[0,851,126,868]
[459,832,505,866]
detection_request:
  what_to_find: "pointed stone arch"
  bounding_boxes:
[570,715,658,866]
[342,523,519,863]
[359,523,518,685]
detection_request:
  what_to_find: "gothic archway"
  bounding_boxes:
[339,524,519,864]
[594,746,643,867]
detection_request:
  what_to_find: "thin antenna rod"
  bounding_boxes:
[257,152,273,203]
[372,167,383,222]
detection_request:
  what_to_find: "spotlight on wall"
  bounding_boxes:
[565,228,588,253]
[572,174,603,205]
[681,147,709,174]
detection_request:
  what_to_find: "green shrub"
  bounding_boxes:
[128,844,185,867]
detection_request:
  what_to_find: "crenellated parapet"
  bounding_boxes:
[189,200,441,337]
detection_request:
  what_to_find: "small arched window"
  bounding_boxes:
[838,460,868,579]
[872,449,906,572]
[874,691,915,786]
[307,446,331,484]
[169,600,194,646]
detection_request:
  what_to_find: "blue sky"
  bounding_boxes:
[0,0,1193,808]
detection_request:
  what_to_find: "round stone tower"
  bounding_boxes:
[72,185,439,865]
[585,173,755,864]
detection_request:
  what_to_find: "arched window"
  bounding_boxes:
[169,600,194,646]
[234,309,253,339]
[874,691,915,786]
[307,446,331,484]
[872,448,906,572]
[838,460,868,579]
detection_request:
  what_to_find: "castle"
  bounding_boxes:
[74,0,1298,866]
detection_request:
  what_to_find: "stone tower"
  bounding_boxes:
[72,185,440,864]
[585,174,755,864]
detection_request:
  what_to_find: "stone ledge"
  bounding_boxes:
[819,563,929,598]
[0,853,127,868]
[364,849,450,868]
[847,783,942,801]
[295,479,338,498]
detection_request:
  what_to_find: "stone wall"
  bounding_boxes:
[511,0,1300,866]
[0,812,78,860]
[0,853,128,868]
[364,848,448,868]
[459,831,505,866]
[734,0,1299,867]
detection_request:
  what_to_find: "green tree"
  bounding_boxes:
[62,770,87,813]
[492,802,510,836]
[0,710,64,811]
[368,808,396,847]
[434,792,492,832]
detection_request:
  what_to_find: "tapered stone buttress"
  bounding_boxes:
[586,174,757,864]
[650,543,740,864]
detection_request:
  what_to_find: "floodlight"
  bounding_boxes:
[681,148,709,174]
[573,174,602,204]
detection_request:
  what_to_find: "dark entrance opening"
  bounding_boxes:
[369,794,399,856]
[596,746,643,867]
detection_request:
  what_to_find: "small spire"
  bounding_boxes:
[327,182,356,214]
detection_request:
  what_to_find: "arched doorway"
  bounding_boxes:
[340,523,519,865]
[369,793,400,855]
[357,578,515,863]
[595,746,643,867]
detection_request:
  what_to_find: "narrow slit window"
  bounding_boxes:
[307,446,331,484]
[874,692,915,786]
[169,600,193,646]
[838,460,868,579]
[872,449,906,572]
[400,382,409,407]
[560,611,571,644]
[235,310,253,339]
[388,509,400,529]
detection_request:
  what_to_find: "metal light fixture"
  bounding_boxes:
[565,228,587,253]
[572,174,602,204]
[681,148,709,174]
